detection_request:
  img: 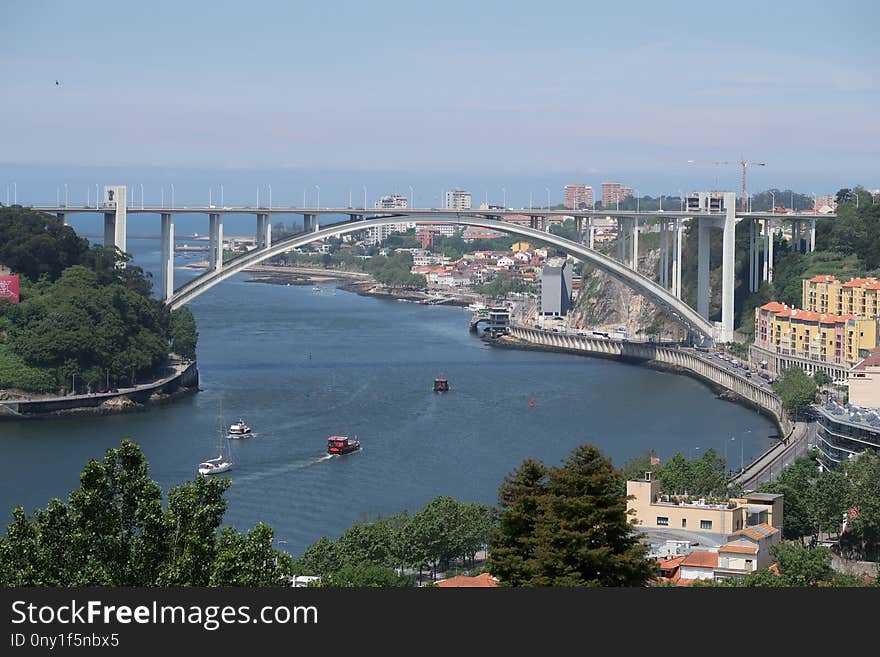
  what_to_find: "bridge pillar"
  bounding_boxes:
[659,220,668,289]
[265,217,272,247]
[101,185,127,254]
[588,217,595,250]
[763,218,775,283]
[793,220,801,252]
[56,212,67,226]
[314,214,320,232]
[255,214,264,248]
[809,217,816,252]
[209,213,223,271]
[631,218,639,271]
[160,213,174,301]
[719,192,736,343]
[670,219,682,298]
[616,218,624,263]
[697,218,711,318]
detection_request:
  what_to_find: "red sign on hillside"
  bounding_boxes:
[0,275,20,303]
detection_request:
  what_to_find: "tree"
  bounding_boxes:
[319,563,414,587]
[294,536,340,575]
[739,542,835,587]
[655,452,692,495]
[813,371,832,387]
[170,307,198,359]
[0,439,294,587]
[757,456,819,541]
[840,451,880,561]
[486,459,548,586]
[488,446,656,587]
[617,450,656,495]
[773,367,817,412]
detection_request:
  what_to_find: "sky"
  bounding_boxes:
[1,0,877,205]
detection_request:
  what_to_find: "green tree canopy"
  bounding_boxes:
[773,367,818,412]
[488,445,656,586]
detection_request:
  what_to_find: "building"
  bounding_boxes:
[445,189,472,210]
[803,276,880,319]
[539,258,573,317]
[751,301,878,380]
[626,475,784,536]
[813,194,837,212]
[814,400,880,470]
[374,194,408,209]
[563,184,593,210]
[850,347,880,407]
[601,182,633,207]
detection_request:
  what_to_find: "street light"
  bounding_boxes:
[501,187,506,209]
[635,189,639,213]
[140,183,144,209]
[770,191,776,213]
[269,184,272,209]
[12,182,16,205]
[409,185,414,208]
[64,183,68,207]
[220,184,224,207]
[678,189,684,212]
[315,185,320,209]
[171,183,175,208]
[71,373,77,396]
[545,186,551,211]
[693,446,701,460]
[363,185,367,210]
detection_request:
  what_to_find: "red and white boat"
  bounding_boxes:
[327,435,361,455]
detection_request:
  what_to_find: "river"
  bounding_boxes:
[0,236,776,556]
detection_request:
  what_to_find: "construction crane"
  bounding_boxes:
[687,159,766,211]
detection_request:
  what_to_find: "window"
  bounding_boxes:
[656,517,669,526]
[681,519,687,528]
[700,520,713,530]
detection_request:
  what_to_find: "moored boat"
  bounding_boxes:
[198,456,233,475]
[433,378,449,392]
[327,435,361,455]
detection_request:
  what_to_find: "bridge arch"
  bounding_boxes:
[168,214,716,340]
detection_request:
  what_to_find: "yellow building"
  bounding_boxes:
[803,275,880,318]
[511,241,532,253]
[626,475,783,536]
[753,302,877,371]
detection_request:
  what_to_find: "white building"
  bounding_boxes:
[445,189,472,210]
[374,194,408,209]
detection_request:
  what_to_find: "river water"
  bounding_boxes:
[0,237,776,556]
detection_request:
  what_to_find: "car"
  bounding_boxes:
[745,372,752,378]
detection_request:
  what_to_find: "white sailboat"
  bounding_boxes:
[198,404,234,475]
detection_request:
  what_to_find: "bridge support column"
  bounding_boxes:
[809,217,816,252]
[160,213,174,301]
[764,218,775,283]
[670,219,682,298]
[616,218,625,263]
[631,218,639,271]
[265,217,272,247]
[256,214,265,248]
[574,217,583,242]
[719,192,736,343]
[314,214,320,232]
[209,213,223,271]
[102,185,127,254]
[698,218,711,318]
[588,217,595,250]
[659,220,668,289]
[794,220,801,252]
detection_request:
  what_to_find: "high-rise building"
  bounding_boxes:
[564,184,593,210]
[803,276,880,318]
[601,182,633,207]
[540,258,573,317]
[813,194,837,211]
[445,190,472,210]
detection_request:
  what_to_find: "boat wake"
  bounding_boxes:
[231,452,337,483]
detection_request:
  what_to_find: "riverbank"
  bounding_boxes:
[489,331,786,439]
[0,360,200,420]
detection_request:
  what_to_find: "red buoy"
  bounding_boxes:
[529,397,535,408]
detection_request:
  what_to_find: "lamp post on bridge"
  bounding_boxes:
[269,185,272,210]
[545,186,551,211]
[171,184,175,209]
[409,185,414,209]
[95,183,98,209]
[315,185,320,209]
[363,185,367,210]
[770,191,776,213]
[64,183,68,207]
[140,183,144,209]
[501,187,506,209]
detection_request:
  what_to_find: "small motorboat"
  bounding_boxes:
[433,378,449,392]
[198,455,233,475]
[327,435,361,455]
[228,418,252,436]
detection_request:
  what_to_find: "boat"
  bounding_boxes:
[228,418,252,436]
[433,378,450,392]
[312,285,321,292]
[199,404,234,475]
[327,435,361,455]
[198,456,233,475]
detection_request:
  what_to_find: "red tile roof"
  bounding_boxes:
[681,551,718,568]
[734,523,779,541]
[435,573,500,588]
[853,347,880,371]
[760,301,787,312]
[808,275,838,283]
[719,544,759,555]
